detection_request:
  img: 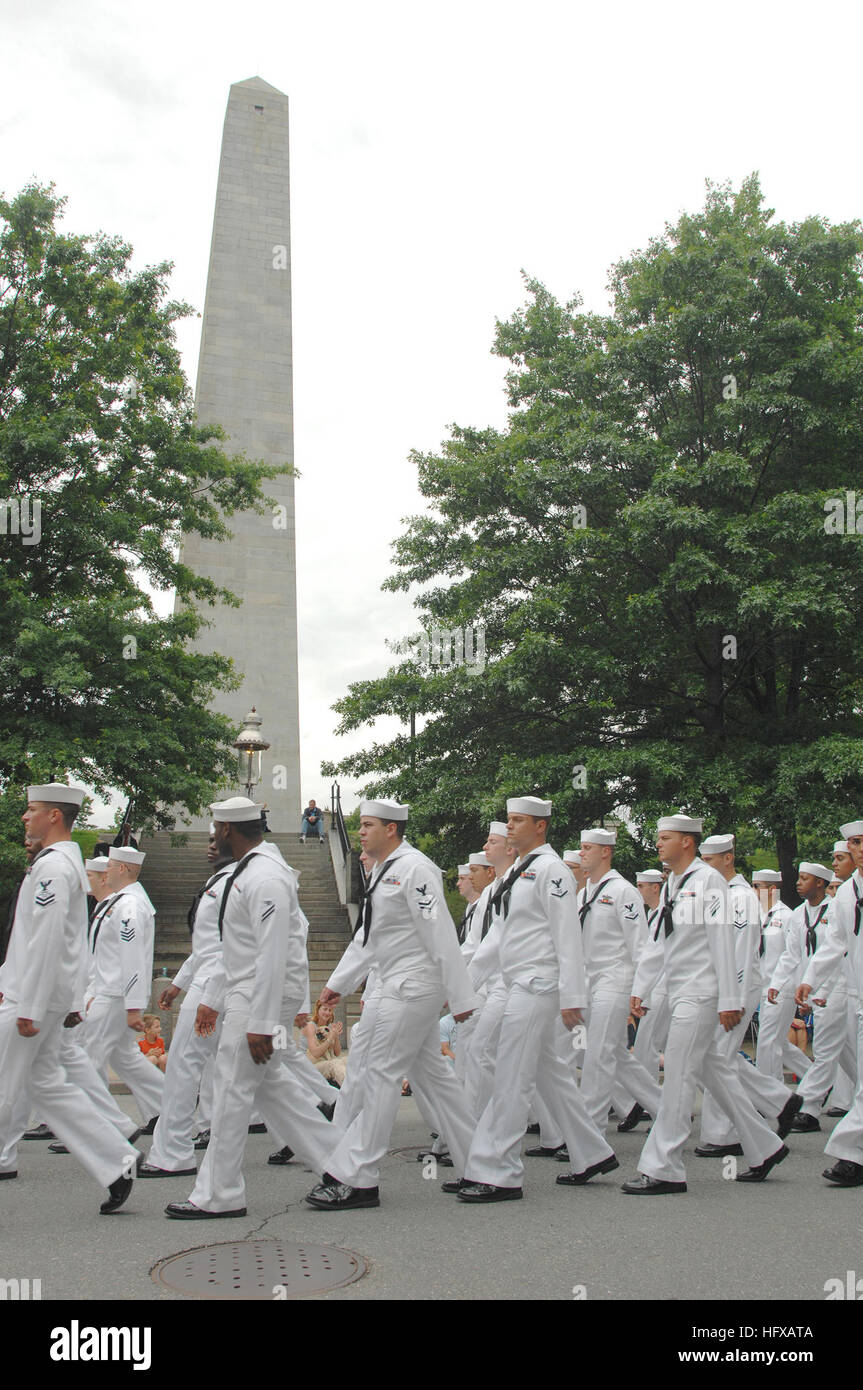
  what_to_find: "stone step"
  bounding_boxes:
[138,831,356,997]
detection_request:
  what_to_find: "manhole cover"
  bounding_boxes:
[388,1146,427,1160]
[151,1239,367,1300]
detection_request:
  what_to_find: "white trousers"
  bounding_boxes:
[699,994,792,1145]
[579,990,663,1133]
[332,991,449,1154]
[149,981,221,1171]
[332,996,377,1133]
[276,994,336,1106]
[637,996,782,1183]
[1,1023,140,1167]
[189,1001,341,1212]
[465,985,613,1188]
[325,985,476,1189]
[463,981,508,1119]
[633,991,670,1079]
[755,989,811,1081]
[198,1054,216,1129]
[825,1005,863,1164]
[59,1028,139,1139]
[84,995,164,1123]
[798,984,858,1117]
[0,1003,137,1188]
[454,1010,479,1086]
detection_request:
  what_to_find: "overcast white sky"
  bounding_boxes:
[3,0,862,819]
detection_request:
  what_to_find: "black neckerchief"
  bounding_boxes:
[804,900,829,956]
[481,883,501,940]
[490,852,543,921]
[351,857,398,946]
[217,850,261,939]
[578,873,614,930]
[188,864,232,935]
[89,892,122,952]
[654,868,699,941]
[457,900,477,946]
[759,904,777,957]
[854,879,862,937]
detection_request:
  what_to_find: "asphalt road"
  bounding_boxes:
[2,1095,860,1304]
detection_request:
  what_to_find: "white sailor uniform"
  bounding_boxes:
[791,903,857,1121]
[189,842,340,1211]
[755,900,811,1081]
[0,842,137,1189]
[575,871,662,1131]
[698,873,793,1146]
[632,859,782,1183]
[799,874,862,1155]
[321,839,479,1189]
[632,907,670,1079]
[83,881,164,1123]
[148,865,232,1171]
[464,844,614,1188]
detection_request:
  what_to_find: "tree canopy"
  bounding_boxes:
[0,183,290,894]
[325,176,863,900]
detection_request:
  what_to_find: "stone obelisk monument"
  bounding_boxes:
[177,77,300,827]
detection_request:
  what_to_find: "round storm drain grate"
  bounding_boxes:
[388,1145,427,1160]
[151,1239,367,1300]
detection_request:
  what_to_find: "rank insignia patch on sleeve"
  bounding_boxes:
[34,879,55,908]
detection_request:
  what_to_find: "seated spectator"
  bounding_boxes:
[138,1015,168,1073]
[301,799,325,843]
[303,999,347,1085]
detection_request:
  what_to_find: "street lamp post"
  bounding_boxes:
[232,706,271,801]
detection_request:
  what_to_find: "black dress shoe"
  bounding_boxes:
[248,1122,267,1134]
[736,1145,789,1182]
[128,1128,144,1145]
[22,1124,54,1141]
[416,1150,453,1167]
[0,1170,17,1180]
[441,1178,470,1194]
[823,1159,863,1186]
[694,1142,744,1158]
[617,1103,650,1133]
[776,1092,803,1139]
[557,1154,619,1186]
[100,1174,133,1214]
[525,1123,541,1135]
[791,1113,821,1133]
[193,1129,210,1150]
[267,1146,295,1165]
[140,1116,159,1136]
[456,1182,523,1203]
[165,1201,247,1219]
[48,1142,70,1154]
[826,1107,849,1118]
[137,1162,198,1178]
[318,1101,336,1122]
[305,1181,380,1210]
[621,1174,687,1194]
[526,1144,567,1158]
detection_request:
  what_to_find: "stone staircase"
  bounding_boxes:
[137,829,362,1037]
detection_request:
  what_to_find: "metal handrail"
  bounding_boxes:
[330,781,351,864]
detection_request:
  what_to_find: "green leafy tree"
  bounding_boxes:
[325,176,863,902]
[0,183,291,896]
